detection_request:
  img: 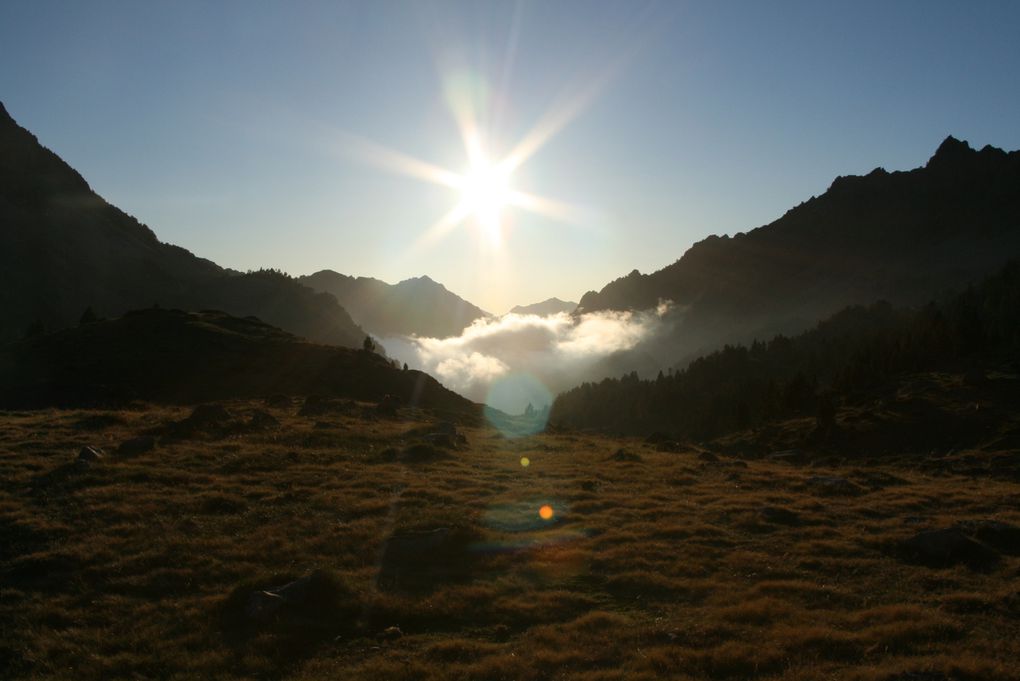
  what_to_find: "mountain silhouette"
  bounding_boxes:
[0,307,474,411]
[509,298,577,316]
[298,270,489,338]
[0,102,366,347]
[578,137,1020,364]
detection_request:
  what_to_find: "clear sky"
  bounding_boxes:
[2,1,1019,314]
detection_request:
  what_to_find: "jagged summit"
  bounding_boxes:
[577,135,1020,365]
[299,269,488,338]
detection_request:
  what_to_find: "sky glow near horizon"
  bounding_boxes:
[1,1,1019,313]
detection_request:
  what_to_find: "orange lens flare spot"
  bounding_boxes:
[539,504,554,520]
[520,456,530,467]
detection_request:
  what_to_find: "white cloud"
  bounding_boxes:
[383,306,670,413]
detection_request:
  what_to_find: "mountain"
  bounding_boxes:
[0,307,475,412]
[509,297,577,316]
[0,102,366,347]
[298,270,489,338]
[577,137,1020,364]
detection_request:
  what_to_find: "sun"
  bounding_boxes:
[457,157,512,245]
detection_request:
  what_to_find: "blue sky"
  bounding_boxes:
[2,1,1018,313]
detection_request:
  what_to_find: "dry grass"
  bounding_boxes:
[1,401,1019,679]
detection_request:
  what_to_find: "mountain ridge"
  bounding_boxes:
[0,101,367,347]
[298,269,489,339]
[577,135,1020,366]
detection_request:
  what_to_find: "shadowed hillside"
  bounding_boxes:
[578,137,1020,365]
[553,261,1020,444]
[298,270,490,339]
[0,307,475,413]
[0,102,366,347]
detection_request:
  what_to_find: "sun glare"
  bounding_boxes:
[457,158,512,245]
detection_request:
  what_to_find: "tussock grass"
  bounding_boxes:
[1,402,1019,679]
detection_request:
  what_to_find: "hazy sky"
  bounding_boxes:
[2,1,1019,313]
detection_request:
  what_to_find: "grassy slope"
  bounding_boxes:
[2,398,1018,680]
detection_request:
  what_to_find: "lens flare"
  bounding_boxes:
[520,456,530,467]
[539,504,554,521]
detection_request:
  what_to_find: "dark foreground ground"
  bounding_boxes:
[1,399,1018,680]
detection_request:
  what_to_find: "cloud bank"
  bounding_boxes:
[384,306,670,413]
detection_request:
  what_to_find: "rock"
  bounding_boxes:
[247,409,280,430]
[609,449,643,462]
[954,520,1020,555]
[768,449,803,464]
[186,404,233,427]
[759,506,801,525]
[698,451,720,463]
[77,446,104,462]
[581,480,602,492]
[243,569,355,622]
[117,436,155,457]
[378,626,403,641]
[264,394,292,408]
[897,528,999,569]
[377,526,479,589]
[655,440,683,453]
[806,476,864,496]
[376,394,402,417]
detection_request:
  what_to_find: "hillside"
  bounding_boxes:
[577,137,1020,364]
[299,270,489,338]
[509,297,577,316]
[0,307,475,413]
[552,261,1020,442]
[0,102,366,347]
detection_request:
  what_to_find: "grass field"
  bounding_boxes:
[2,399,1018,680]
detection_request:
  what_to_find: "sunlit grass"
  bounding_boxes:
[1,402,1018,679]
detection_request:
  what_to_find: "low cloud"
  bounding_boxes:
[384,306,671,413]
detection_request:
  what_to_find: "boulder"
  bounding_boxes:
[954,520,1020,555]
[117,436,155,457]
[377,526,479,589]
[896,527,999,569]
[806,476,864,496]
[247,409,281,430]
[77,445,104,462]
[609,449,643,462]
[759,506,801,525]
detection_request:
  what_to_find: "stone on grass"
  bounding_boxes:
[117,436,155,457]
[896,527,999,570]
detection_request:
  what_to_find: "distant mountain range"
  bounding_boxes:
[579,136,1020,366]
[298,270,489,339]
[0,307,475,412]
[509,298,577,316]
[0,102,366,347]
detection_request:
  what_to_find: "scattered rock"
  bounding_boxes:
[377,526,480,589]
[378,626,403,641]
[299,396,355,417]
[376,394,402,417]
[117,436,155,457]
[77,446,104,462]
[896,527,999,570]
[186,404,233,428]
[954,520,1020,556]
[264,394,292,409]
[768,449,804,464]
[806,476,864,496]
[242,570,356,622]
[247,409,281,430]
[609,449,643,462]
[698,451,720,463]
[759,506,801,525]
